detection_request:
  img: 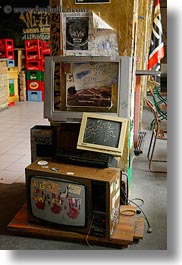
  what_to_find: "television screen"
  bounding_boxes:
[44,56,124,122]
[77,112,128,156]
[30,176,86,226]
[25,160,121,236]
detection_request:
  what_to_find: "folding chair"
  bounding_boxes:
[145,98,167,173]
[153,86,167,105]
[149,86,167,129]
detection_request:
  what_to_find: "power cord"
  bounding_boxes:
[120,185,152,233]
[128,198,152,233]
[85,214,94,248]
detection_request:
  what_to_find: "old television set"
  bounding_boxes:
[77,112,128,157]
[44,55,130,122]
[25,160,120,237]
[54,122,117,168]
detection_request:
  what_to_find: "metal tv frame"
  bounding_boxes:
[44,55,131,122]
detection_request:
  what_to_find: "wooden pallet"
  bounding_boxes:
[7,204,144,249]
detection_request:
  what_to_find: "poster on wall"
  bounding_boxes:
[75,0,110,3]
[62,12,90,54]
[66,16,89,51]
[62,11,119,57]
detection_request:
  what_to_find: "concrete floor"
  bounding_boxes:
[0,101,167,250]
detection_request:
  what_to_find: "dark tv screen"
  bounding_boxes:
[83,117,122,148]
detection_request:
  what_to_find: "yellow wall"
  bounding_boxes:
[51,0,136,56]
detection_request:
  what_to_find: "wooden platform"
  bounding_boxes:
[7,204,145,249]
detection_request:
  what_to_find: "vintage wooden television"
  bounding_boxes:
[25,160,120,237]
[44,55,131,122]
[77,112,128,157]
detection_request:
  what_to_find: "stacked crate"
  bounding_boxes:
[19,71,26,102]
[25,39,50,102]
[41,41,51,58]
[26,70,45,101]
[0,59,8,111]
[7,66,19,105]
[0,39,19,105]
[0,39,14,64]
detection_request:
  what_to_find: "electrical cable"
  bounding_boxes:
[85,214,94,248]
[130,197,144,207]
[120,185,152,233]
[128,198,152,233]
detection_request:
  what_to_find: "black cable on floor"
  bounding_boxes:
[120,185,152,233]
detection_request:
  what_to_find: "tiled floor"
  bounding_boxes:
[0,101,49,184]
[0,100,167,250]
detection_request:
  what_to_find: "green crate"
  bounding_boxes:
[9,83,14,96]
[41,71,44,81]
[26,70,44,81]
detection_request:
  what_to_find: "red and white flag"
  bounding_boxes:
[148,0,164,71]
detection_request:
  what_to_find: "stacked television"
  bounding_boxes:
[26,10,132,239]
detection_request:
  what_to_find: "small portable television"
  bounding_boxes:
[25,160,121,237]
[77,112,128,157]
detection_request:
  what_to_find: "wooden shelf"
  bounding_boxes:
[7,204,144,249]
